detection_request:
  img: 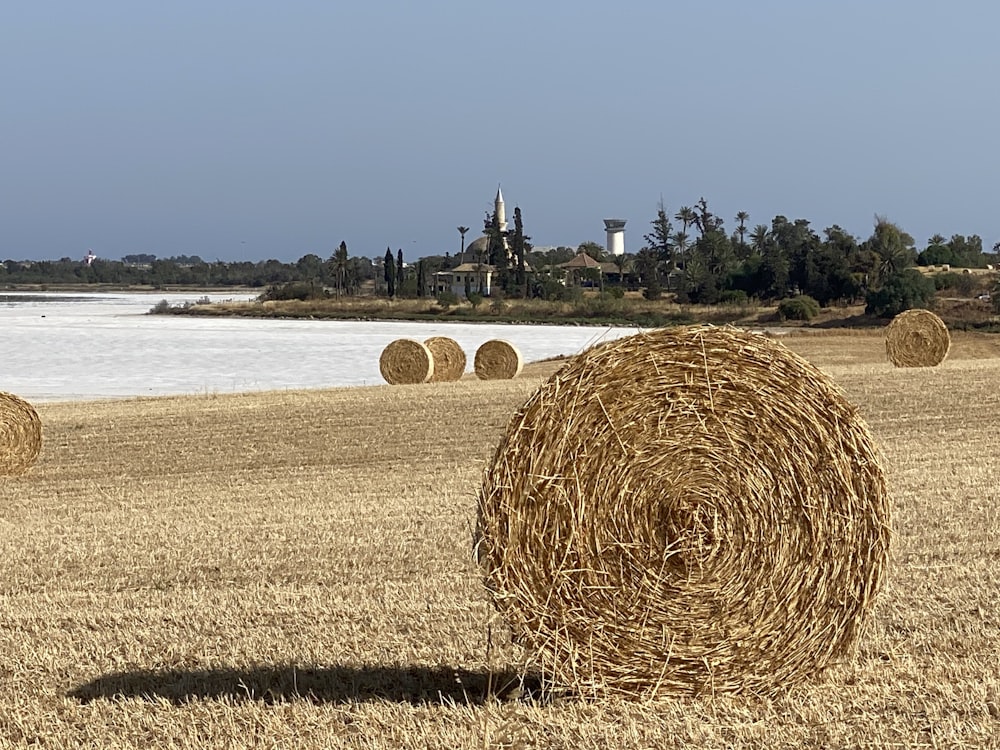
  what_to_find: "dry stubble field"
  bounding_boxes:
[1,329,999,748]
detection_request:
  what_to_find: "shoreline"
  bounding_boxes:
[5,282,998,331]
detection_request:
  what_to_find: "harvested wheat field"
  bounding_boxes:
[0,328,998,747]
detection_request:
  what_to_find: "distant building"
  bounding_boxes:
[83,249,97,266]
[604,219,627,256]
[558,251,634,288]
[559,251,602,286]
[433,263,495,297]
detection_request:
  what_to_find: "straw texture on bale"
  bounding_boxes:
[0,392,42,476]
[476,325,891,698]
[474,339,523,380]
[885,308,950,367]
[378,338,434,385]
[424,336,466,382]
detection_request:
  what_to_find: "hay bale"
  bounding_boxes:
[0,392,42,476]
[424,336,466,382]
[474,340,523,380]
[378,339,434,385]
[885,309,950,367]
[476,325,890,698]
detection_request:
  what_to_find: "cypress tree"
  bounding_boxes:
[513,206,527,298]
[384,247,396,298]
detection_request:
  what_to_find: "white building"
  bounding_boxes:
[604,219,627,256]
[433,263,495,298]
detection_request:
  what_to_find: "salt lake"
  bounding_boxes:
[0,291,640,402]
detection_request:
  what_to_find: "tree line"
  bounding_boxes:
[2,197,995,317]
[0,253,374,292]
[633,198,995,313]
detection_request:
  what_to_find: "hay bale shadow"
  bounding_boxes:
[68,663,546,706]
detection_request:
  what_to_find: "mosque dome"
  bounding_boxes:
[465,236,489,257]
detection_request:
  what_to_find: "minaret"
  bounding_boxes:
[495,186,508,233]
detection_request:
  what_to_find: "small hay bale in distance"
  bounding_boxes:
[474,339,523,380]
[423,336,466,382]
[378,338,434,385]
[476,325,891,698]
[0,392,42,476]
[885,308,950,367]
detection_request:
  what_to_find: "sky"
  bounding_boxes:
[2,1,999,264]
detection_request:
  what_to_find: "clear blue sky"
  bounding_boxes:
[3,2,998,263]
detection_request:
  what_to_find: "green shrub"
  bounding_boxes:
[148,298,211,314]
[865,269,935,318]
[532,277,565,301]
[954,272,977,297]
[489,290,508,315]
[933,269,975,296]
[466,292,484,309]
[557,285,584,303]
[605,286,626,299]
[642,279,663,301]
[777,295,821,321]
[436,291,459,308]
[933,271,962,290]
[259,282,326,302]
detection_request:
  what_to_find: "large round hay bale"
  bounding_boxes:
[378,339,434,385]
[476,325,890,698]
[885,308,950,367]
[0,392,42,476]
[424,336,466,382]
[474,340,523,380]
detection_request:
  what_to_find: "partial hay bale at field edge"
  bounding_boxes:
[0,392,42,476]
[424,336,466,382]
[378,339,435,385]
[476,325,891,699]
[474,340,523,380]
[885,308,950,367]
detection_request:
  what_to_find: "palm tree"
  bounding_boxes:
[878,245,912,280]
[750,224,769,256]
[670,231,689,272]
[675,206,696,236]
[457,226,469,264]
[735,211,750,248]
[870,215,914,281]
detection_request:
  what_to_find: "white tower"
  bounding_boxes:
[604,219,627,256]
[495,186,508,233]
